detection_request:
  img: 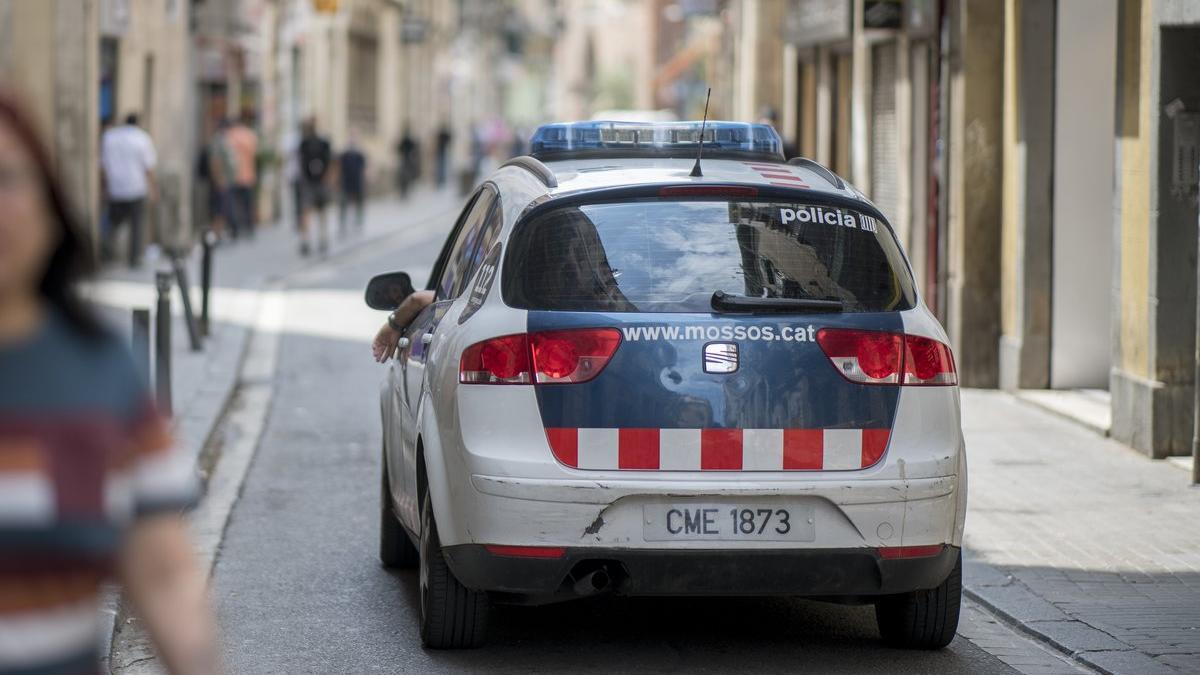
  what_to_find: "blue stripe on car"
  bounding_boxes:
[528,310,902,430]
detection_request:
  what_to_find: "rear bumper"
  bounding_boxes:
[440,473,961,552]
[443,544,960,600]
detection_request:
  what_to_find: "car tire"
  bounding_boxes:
[379,459,418,568]
[875,551,962,649]
[419,491,488,649]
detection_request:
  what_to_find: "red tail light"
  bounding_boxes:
[530,328,621,383]
[816,329,956,386]
[460,328,622,385]
[816,329,904,384]
[460,334,531,384]
[903,335,958,385]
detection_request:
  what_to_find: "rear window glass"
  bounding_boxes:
[502,200,916,313]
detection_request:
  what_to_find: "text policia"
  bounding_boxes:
[779,205,878,232]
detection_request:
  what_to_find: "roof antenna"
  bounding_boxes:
[689,87,711,178]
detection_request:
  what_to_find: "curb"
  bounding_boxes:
[1011,391,1111,439]
[962,553,1175,675]
[100,193,457,673]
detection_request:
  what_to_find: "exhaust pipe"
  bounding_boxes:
[572,568,612,596]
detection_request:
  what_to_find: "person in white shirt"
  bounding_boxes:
[100,113,157,268]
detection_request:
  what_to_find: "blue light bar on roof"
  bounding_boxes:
[529,120,784,161]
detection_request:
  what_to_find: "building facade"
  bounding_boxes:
[994,0,1198,458]
[0,0,100,241]
[105,0,194,248]
[730,0,1198,459]
[0,0,193,249]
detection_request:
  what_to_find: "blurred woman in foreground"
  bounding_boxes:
[0,92,218,674]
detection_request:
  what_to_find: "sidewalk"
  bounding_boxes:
[961,389,1200,674]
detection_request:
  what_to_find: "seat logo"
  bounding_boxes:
[703,342,739,374]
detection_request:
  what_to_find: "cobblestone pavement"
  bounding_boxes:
[962,389,1200,674]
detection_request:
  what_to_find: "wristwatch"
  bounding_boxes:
[387,311,404,332]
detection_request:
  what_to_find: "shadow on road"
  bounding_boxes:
[384,568,1007,674]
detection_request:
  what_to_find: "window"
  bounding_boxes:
[503,199,915,313]
[461,205,504,284]
[435,187,497,300]
[348,31,378,131]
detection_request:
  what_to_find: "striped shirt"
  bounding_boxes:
[0,312,198,675]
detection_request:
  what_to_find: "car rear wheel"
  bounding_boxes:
[379,458,418,568]
[875,551,962,649]
[419,491,488,648]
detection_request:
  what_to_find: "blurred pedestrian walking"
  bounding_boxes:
[282,128,304,233]
[195,126,218,240]
[225,112,259,240]
[462,121,484,196]
[297,117,333,256]
[758,106,797,159]
[205,119,236,242]
[100,112,157,268]
[0,92,219,675]
[434,124,452,188]
[509,127,526,159]
[338,130,367,234]
[396,127,419,199]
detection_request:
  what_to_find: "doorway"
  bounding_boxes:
[1050,0,1117,389]
[1154,26,1200,438]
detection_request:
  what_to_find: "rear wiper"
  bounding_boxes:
[710,290,845,314]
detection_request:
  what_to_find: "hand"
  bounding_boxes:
[373,322,402,362]
[371,290,433,363]
[118,514,221,675]
[145,171,159,202]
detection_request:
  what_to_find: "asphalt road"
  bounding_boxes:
[210,227,1019,674]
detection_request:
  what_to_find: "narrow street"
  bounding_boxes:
[5,2,1200,674]
[198,215,1056,674]
[95,195,1199,674]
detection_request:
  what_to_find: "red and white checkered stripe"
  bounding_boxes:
[744,162,811,188]
[544,428,890,471]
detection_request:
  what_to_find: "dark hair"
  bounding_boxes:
[0,91,103,338]
[124,112,139,126]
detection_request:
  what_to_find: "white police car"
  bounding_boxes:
[365,121,966,650]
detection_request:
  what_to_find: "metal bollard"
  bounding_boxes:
[171,254,202,352]
[155,271,173,417]
[131,308,151,391]
[200,229,215,337]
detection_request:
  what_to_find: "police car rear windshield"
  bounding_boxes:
[503,200,916,313]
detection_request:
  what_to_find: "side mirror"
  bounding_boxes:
[364,272,416,310]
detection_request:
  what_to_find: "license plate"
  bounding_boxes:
[642,503,816,542]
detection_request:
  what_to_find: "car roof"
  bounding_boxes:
[492,156,869,208]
